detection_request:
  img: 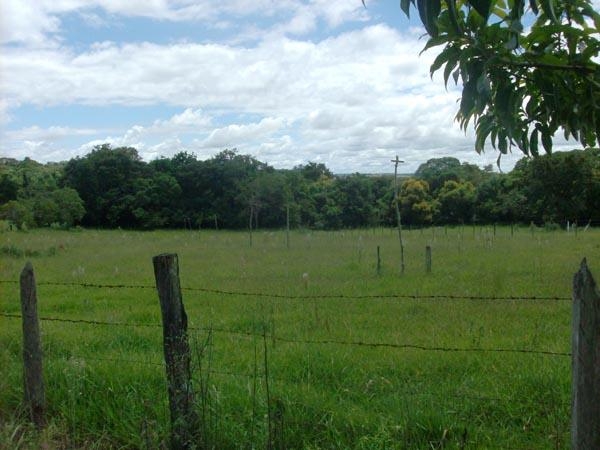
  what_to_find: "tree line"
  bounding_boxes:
[0,144,598,230]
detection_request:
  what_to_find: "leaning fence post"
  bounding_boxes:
[572,258,600,449]
[20,262,46,429]
[153,253,198,450]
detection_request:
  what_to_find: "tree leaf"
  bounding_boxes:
[443,51,459,87]
[467,0,492,20]
[541,130,553,153]
[539,0,559,24]
[529,129,539,156]
[417,0,442,36]
[452,68,460,84]
[476,73,491,99]
[498,134,508,154]
[420,35,448,54]
[430,47,452,77]
[401,0,413,17]
[446,0,462,35]
[475,116,494,153]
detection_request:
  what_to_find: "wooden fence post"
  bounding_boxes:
[572,258,600,449]
[153,254,198,450]
[425,246,432,274]
[20,262,46,428]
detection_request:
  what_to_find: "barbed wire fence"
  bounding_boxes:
[3,256,598,448]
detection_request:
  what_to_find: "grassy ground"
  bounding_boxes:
[1,225,598,449]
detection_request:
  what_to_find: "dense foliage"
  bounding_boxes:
[0,158,84,229]
[392,0,600,162]
[1,145,599,229]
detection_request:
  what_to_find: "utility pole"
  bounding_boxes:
[391,155,405,274]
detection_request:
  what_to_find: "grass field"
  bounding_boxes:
[1,225,599,449]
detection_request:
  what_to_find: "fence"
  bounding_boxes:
[2,256,599,449]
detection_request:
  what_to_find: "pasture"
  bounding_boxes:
[1,226,599,449]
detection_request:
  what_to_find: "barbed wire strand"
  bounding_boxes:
[1,312,570,357]
[0,312,263,339]
[0,279,571,302]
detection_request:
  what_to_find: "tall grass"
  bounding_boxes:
[1,225,597,448]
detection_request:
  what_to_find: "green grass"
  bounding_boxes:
[1,226,598,448]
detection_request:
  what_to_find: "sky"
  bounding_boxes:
[0,0,585,174]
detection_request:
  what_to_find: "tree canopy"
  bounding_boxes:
[2,147,599,230]
[386,0,600,161]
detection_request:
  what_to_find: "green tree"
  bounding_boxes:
[130,173,182,229]
[392,0,600,159]
[400,178,436,225]
[52,188,85,226]
[30,188,85,227]
[335,174,378,227]
[475,174,527,223]
[436,180,477,223]
[204,149,270,228]
[415,157,489,193]
[248,171,290,228]
[415,157,462,193]
[0,200,34,229]
[62,144,147,227]
[510,148,600,223]
[0,174,18,204]
[295,162,334,182]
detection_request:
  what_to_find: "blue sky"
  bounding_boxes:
[0,0,572,173]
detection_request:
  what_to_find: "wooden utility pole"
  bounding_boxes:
[391,155,405,274]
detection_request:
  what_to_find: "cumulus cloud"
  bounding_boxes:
[4,125,98,141]
[1,1,545,172]
[2,24,437,115]
[200,117,286,148]
[0,1,60,46]
[1,0,368,47]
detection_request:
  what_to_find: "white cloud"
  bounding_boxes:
[5,125,98,141]
[1,0,368,47]
[199,117,286,148]
[0,0,61,46]
[0,99,12,124]
[1,1,548,173]
[0,22,499,171]
[151,108,212,131]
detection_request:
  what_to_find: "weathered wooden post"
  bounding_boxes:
[425,246,432,274]
[376,246,381,275]
[572,258,600,449]
[20,262,46,428]
[153,254,198,450]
